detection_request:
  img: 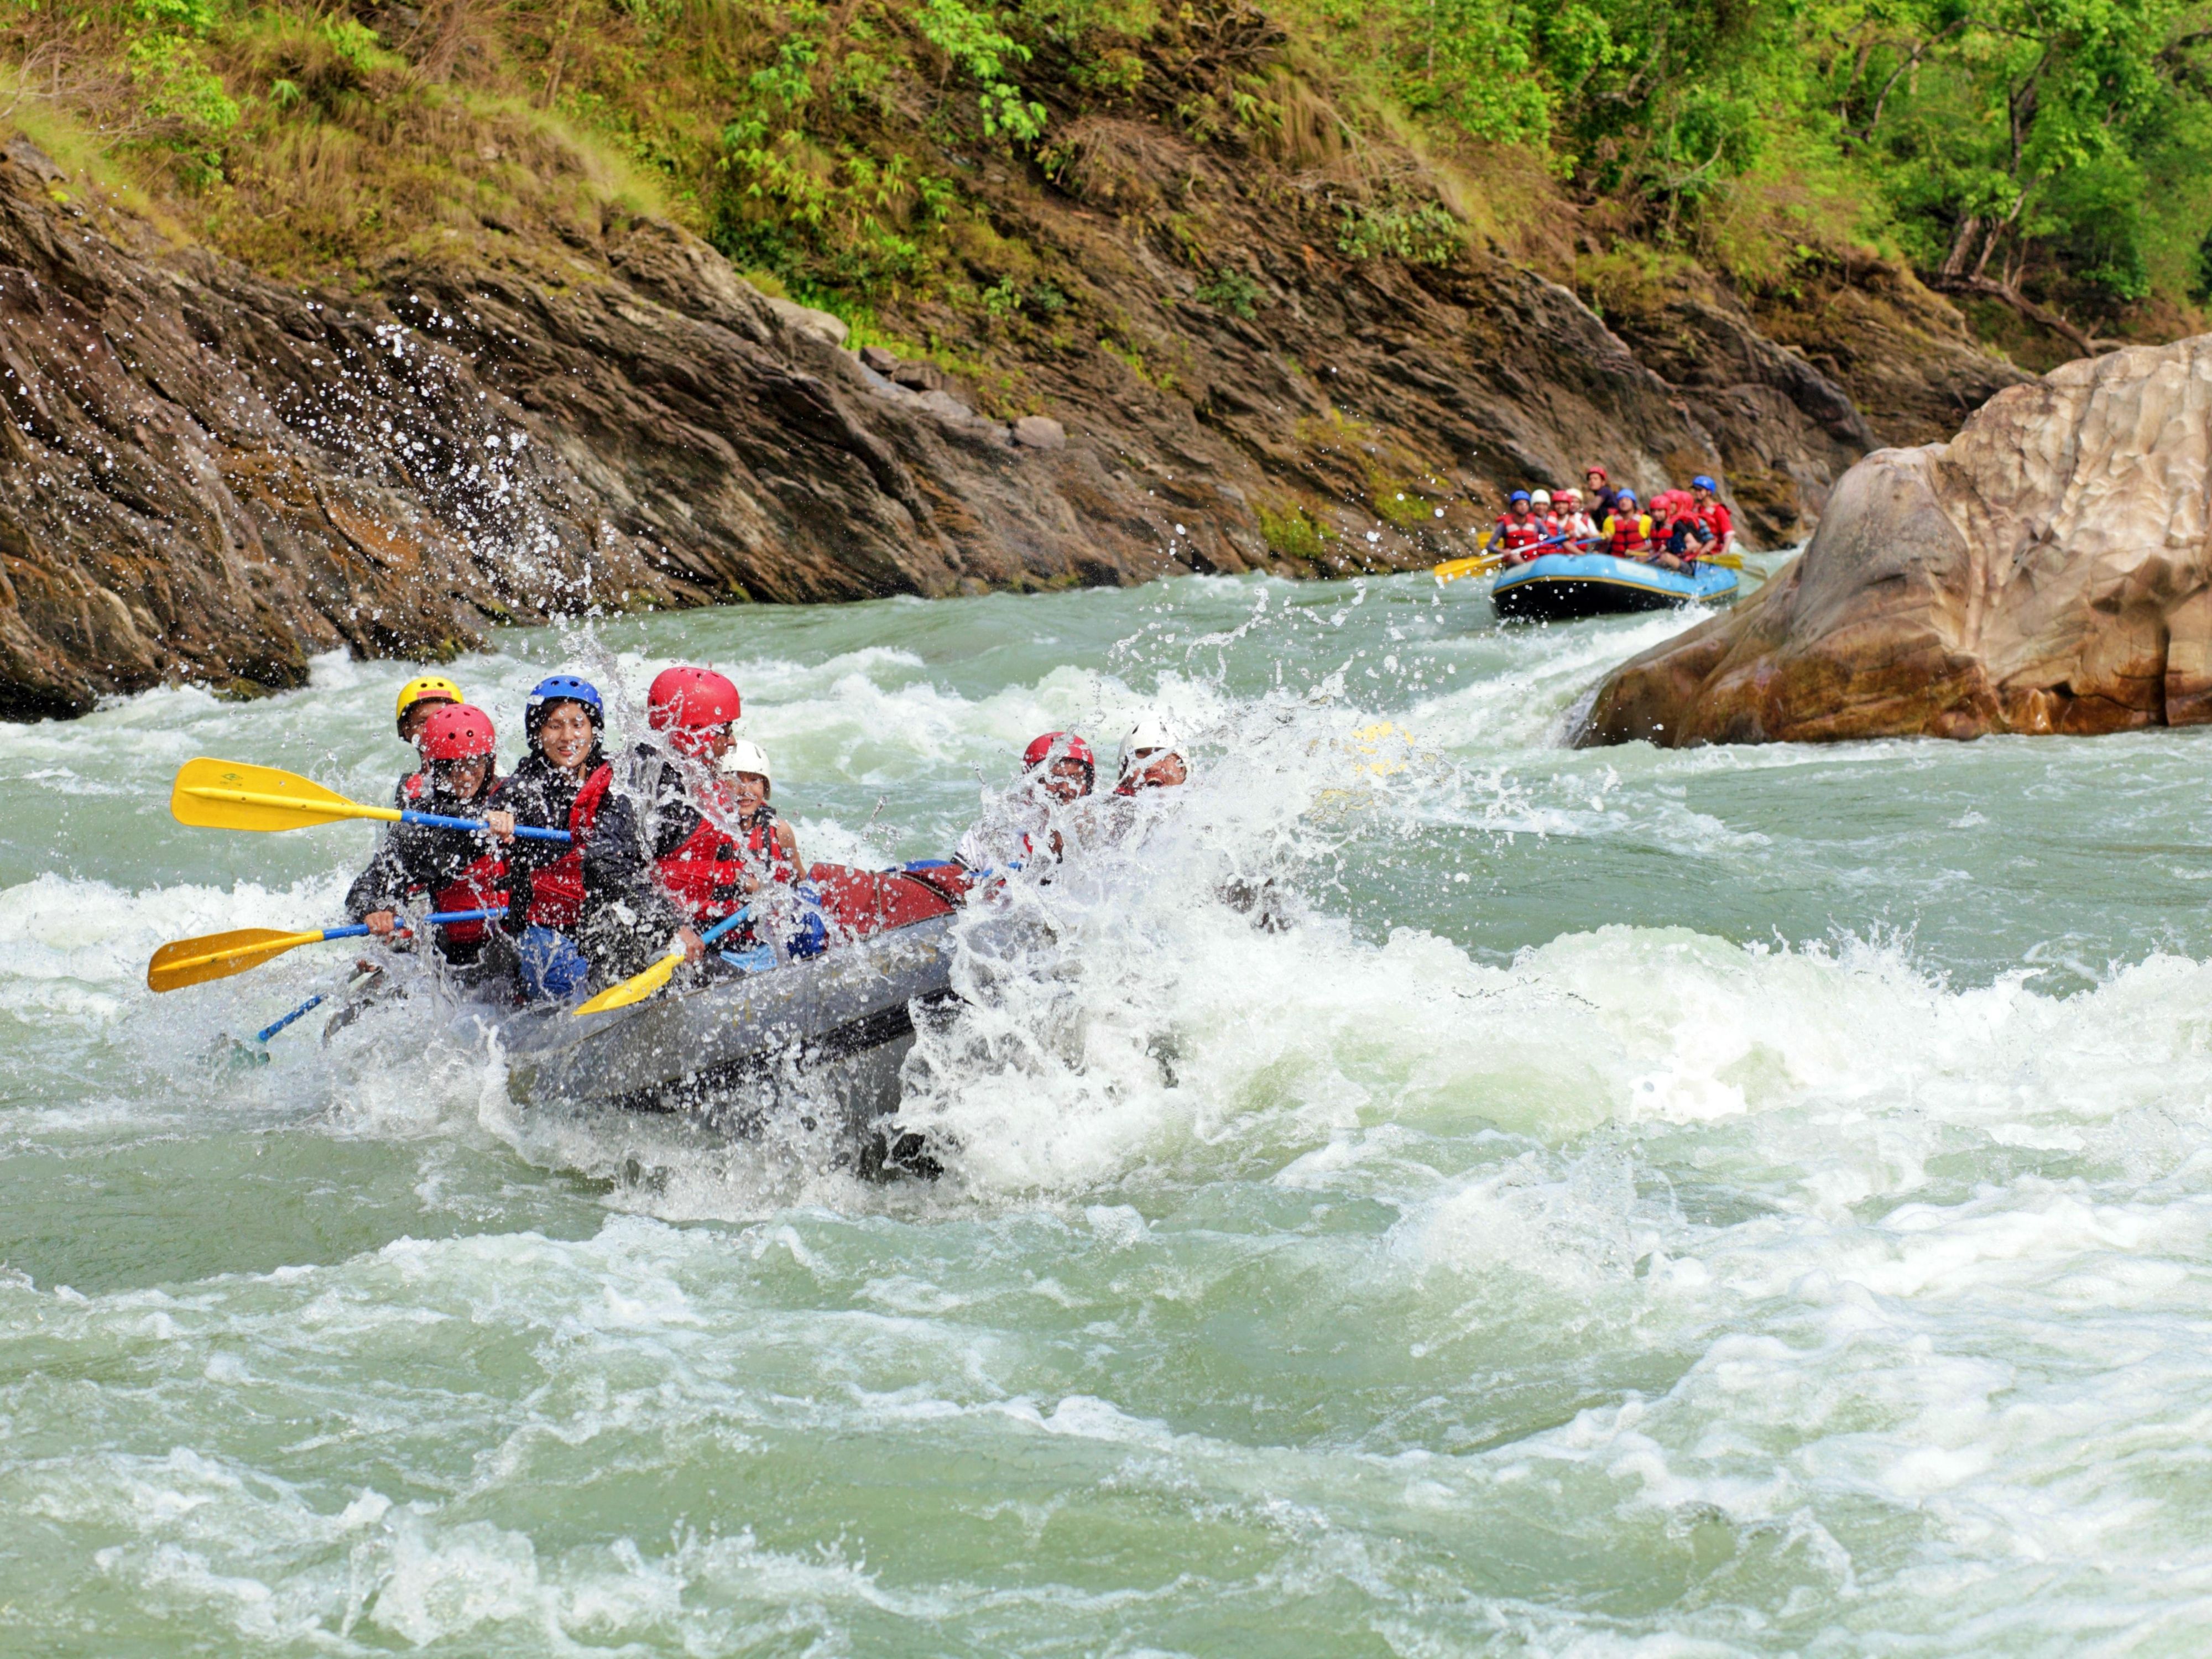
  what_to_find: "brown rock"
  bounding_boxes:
[1577,336,2212,748]
[1751,255,2034,449]
[915,388,976,425]
[1013,415,1066,450]
[0,145,1214,711]
[890,361,941,392]
[1596,265,1876,545]
[760,294,848,348]
[859,344,899,375]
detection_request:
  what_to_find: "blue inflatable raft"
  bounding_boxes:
[1491,552,1740,621]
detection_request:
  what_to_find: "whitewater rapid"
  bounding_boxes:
[7,569,2212,1653]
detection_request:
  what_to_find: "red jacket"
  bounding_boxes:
[1494,514,1544,550]
[1605,512,1652,556]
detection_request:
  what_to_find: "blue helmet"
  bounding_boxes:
[525,674,603,740]
[1509,489,1531,504]
[1616,488,1639,504]
[1692,475,1717,492]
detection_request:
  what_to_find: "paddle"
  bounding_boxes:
[572,907,752,1019]
[1433,531,1595,584]
[170,759,571,842]
[257,994,325,1043]
[147,907,504,993]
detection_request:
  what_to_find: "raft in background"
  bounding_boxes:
[1490,551,1740,620]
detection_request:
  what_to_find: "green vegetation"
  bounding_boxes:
[1193,267,1262,317]
[3,0,2205,348]
[1258,500,1337,561]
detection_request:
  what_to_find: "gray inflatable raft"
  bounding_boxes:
[493,910,971,1169]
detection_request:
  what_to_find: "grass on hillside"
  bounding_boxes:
[2,0,2205,358]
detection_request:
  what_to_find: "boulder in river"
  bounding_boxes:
[1577,336,2212,747]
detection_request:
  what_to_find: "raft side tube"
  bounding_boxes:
[1490,552,1739,620]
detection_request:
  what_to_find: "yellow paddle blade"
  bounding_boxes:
[571,948,684,1018]
[1704,551,1745,568]
[148,927,327,993]
[171,758,398,833]
[1432,555,1500,584]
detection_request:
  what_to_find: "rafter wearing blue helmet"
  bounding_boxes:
[1490,487,1547,562]
[492,674,614,1001]
[1688,474,1734,562]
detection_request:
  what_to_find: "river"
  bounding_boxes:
[5,564,2211,1654]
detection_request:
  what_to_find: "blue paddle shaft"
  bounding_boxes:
[256,994,325,1044]
[398,808,569,843]
[317,906,504,943]
[701,907,752,948]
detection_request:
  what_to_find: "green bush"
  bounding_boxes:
[1193,268,1262,317]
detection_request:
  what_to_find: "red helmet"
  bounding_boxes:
[1023,731,1095,775]
[648,666,741,757]
[418,703,496,761]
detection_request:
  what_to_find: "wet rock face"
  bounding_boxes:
[1597,267,1877,545]
[0,150,1185,714]
[0,127,1993,718]
[1577,336,2212,748]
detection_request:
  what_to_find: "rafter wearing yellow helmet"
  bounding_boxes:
[394,675,464,741]
[392,674,467,811]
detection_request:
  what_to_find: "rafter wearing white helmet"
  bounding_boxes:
[1117,712,1187,794]
[721,738,773,791]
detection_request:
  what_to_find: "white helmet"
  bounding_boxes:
[722,738,772,790]
[1530,489,1552,505]
[1119,712,1180,775]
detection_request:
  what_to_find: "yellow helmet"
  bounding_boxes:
[395,674,464,734]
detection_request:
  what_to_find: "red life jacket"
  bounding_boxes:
[1607,513,1651,556]
[658,788,796,924]
[525,764,613,929]
[1495,515,1543,550]
[434,849,507,946]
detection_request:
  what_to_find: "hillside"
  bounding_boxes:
[0,0,2198,708]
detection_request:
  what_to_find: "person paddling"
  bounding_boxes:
[1603,489,1656,561]
[956,731,1097,870]
[392,675,463,806]
[721,738,804,880]
[347,703,515,969]
[1489,491,1546,565]
[581,667,808,978]
[1691,475,1735,562]
[1554,487,1599,544]
[1115,714,1186,795]
[492,675,612,1001]
[1649,489,1710,572]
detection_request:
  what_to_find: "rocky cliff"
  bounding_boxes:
[1577,335,2212,747]
[0,137,1191,717]
[0,101,2010,717]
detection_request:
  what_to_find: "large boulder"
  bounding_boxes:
[1577,337,2212,747]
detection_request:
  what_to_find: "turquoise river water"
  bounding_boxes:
[7,565,2212,1655]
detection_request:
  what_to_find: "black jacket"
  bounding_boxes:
[488,745,607,935]
[575,744,771,975]
[345,775,504,963]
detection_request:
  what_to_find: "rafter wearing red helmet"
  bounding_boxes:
[344,703,518,968]
[954,730,1099,872]
[646,666,742,760]
[576,665,818,978]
